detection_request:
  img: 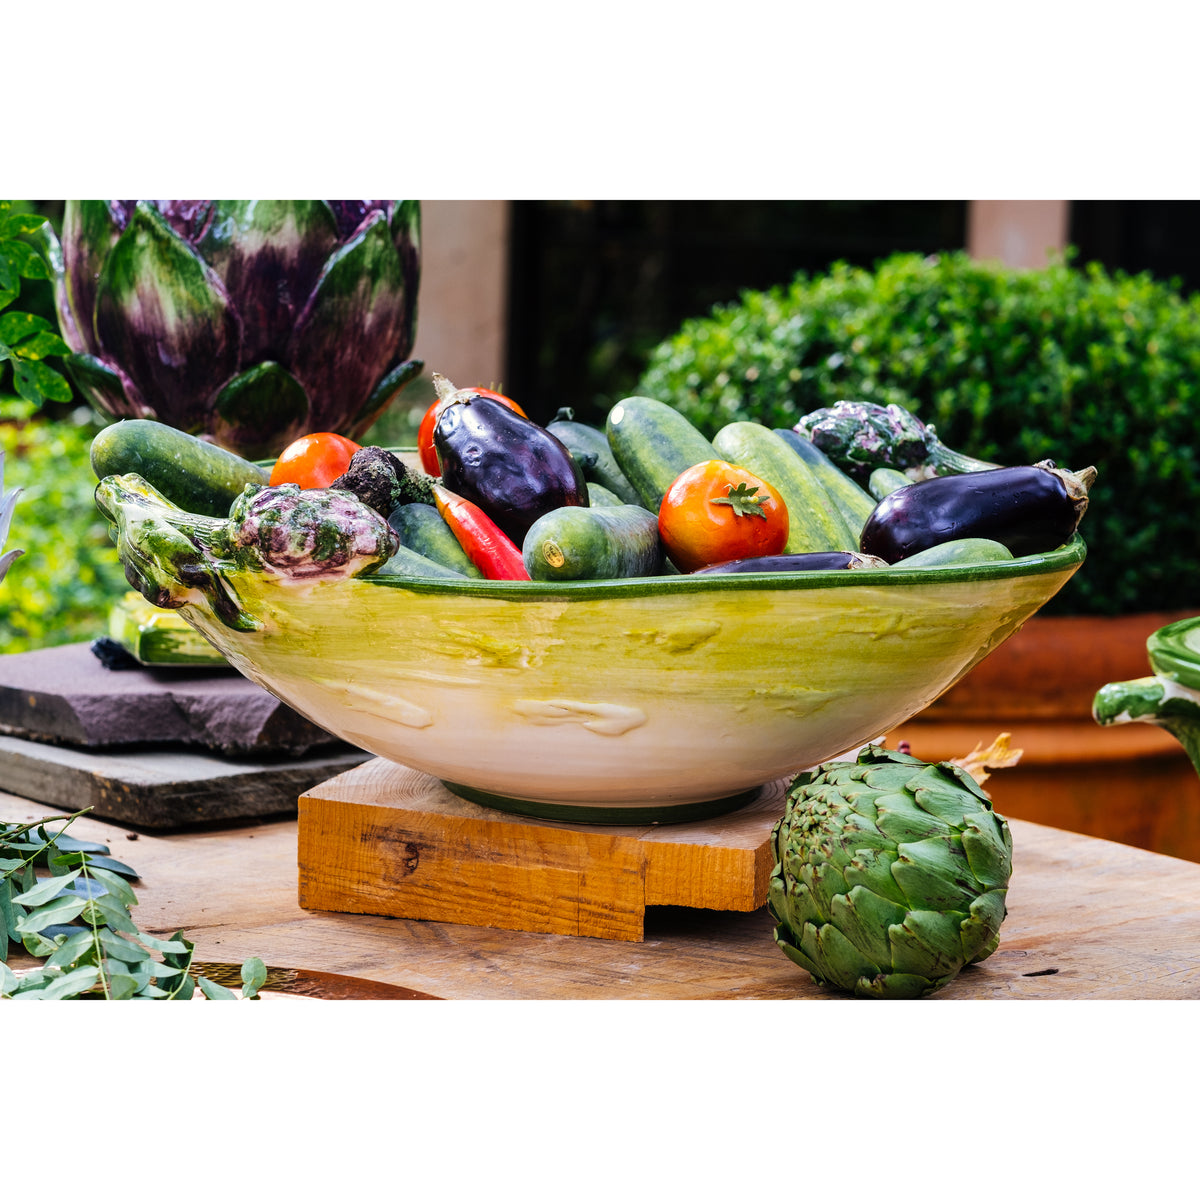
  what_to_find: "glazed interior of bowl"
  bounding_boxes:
[1148,615,1200,692]
[171,535,1086,822]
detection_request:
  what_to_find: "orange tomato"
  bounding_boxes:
[417,387,526,476]
[658,460,789,572]
[269,432,361,488]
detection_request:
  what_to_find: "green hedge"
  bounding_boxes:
[635,251,1200,617]
[0,401,126,653]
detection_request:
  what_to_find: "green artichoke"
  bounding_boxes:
[768,744,1013,999]
[44,201,422,460]
[0,447,21,582]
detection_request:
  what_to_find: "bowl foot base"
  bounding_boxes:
[439,780,761,825]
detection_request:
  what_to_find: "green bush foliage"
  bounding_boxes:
[635,251,1200,616]
[0,400,126,653]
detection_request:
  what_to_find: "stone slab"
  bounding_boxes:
[0,732,369,829]
[0,642,343,756]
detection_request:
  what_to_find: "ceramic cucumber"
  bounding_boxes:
[774,427,876,533]
[90,419,269,518]
[888,538,1015,569]
[387,502,484,577]
[712,421,858,553]
[522,504,663,581]
[605,396,717,512]
[547,410,644,506]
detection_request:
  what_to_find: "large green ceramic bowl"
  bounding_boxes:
[162,535,1086,822]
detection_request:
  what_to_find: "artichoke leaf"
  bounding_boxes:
[197,200,340,364]
[908,765,996,825]
[889,908,972,980]
[94,202,241,436]
[858,972,942,1000]
[830,885,908,967]
[874,792,956,844]
[287,210,409,432]
[65,353,153,421]
[959,817,1014,891]
[212,362,310,462]
[890,836,983,911]
[805,921,881,988]
[842,846,910,908]
[960,889,1008,964]
[58,201,125,357]
[389,201,421,349]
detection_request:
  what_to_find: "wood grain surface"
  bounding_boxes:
[4,786,1199,1000]
[298,759,782,941]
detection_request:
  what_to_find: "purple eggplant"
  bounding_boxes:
[695,551,887,574]
[432,376,587,545]
[859,460,1097,563]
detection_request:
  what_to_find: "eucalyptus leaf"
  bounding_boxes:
[45,928,98,968]
[136,930,192,956]
[241,957,268,999]
[17,896,90,932]
[0,960,18,996]
[99,928,152,962]
[12,867,81,907]
[88,866,138,908]
[85,894,138,934]
[105,970,140,1001]
[197,975,238,1001]
[18,967,101,1000]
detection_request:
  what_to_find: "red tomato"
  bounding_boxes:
[417,387,526,476]
[658,460,789,572]
[269,432,361,488]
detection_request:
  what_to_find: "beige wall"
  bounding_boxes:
[967,200,1070,268]
[411,201,512,392]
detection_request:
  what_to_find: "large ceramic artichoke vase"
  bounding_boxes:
[45,201,422,460]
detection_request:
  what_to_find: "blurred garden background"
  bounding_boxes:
[4,198,1200,654]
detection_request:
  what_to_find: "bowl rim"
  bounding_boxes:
[361,534,1087,601]
[1148,612,1200,690]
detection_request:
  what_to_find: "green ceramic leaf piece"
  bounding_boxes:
[287,210,408,431]
[198,200,339,363]
[346,357,424,441]
[65,352,152,419]
[211,361,311,461]
[94,202,240,434]
[59,200,124,356]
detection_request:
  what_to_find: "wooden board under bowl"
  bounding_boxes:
[298,757,789,942]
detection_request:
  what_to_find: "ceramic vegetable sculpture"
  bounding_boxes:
[0,448,21,582]
[44,201,422,460]
[768,744,1013,999]
[1094,615,1200,779]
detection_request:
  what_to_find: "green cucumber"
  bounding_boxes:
[522,504,663,581]
[605,396,717,512]
[868,467,912,501]
[890,538,1015,569]
[774,427,876,533]
[712,421,858,554]
[90,419,269,519]
[375,543,470,580]
[547,410,643,507]
[586,481,626,508]
[387,502,484,578]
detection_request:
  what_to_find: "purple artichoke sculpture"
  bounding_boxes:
[45,201,422,460]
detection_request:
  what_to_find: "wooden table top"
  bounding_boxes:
[4,787,1199,1000]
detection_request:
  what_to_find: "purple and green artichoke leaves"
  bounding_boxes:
[49,201,422,460]
[769,744,1013,999]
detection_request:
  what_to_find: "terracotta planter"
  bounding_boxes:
[890,610,1200,863]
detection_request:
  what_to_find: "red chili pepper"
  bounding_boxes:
[432,484,530,581]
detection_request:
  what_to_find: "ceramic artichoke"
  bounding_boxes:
[44,201,422,460]
[769,744,1012,999]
